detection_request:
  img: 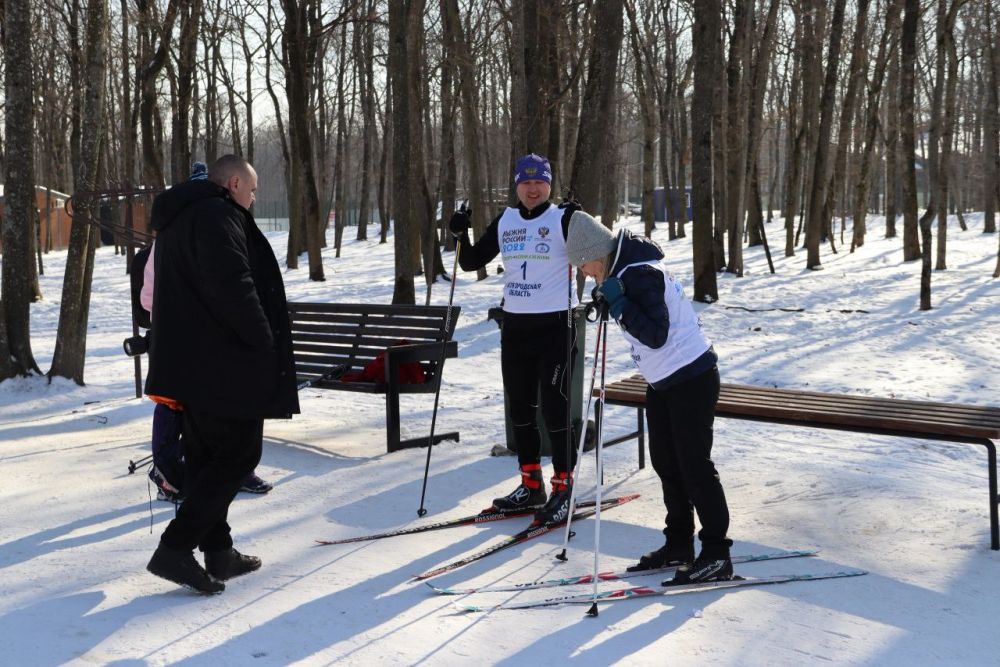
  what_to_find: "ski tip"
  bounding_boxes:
[425,582,460,595]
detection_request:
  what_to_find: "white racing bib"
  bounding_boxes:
[616,260,710,383]
[497,206,577,313]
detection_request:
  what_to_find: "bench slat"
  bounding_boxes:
[599,376,1000,440]
[289,325,447,343]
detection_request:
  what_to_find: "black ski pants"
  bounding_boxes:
[159,408,263,553]
[645,366,732,559]
[500,310,578,474]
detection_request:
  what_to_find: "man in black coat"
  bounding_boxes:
[145,154,300,594]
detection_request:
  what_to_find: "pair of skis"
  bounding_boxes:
[316,492,638,546]
[410,494,640,581]
[455,567,868,612]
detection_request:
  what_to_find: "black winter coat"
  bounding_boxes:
[144,180,300,419]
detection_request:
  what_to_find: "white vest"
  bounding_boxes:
[497,205,578,313]
[615,260,711,384]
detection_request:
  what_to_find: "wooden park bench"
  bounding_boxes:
[288,302,461,454]
[595,375,1000,550]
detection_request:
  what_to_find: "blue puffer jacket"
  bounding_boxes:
[605,229,669,349]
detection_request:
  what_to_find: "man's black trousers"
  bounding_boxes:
[160,409,263,553]
[500,310,578,474]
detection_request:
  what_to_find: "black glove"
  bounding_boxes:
[449,209,471,237]
[596,277,627,319]
[558,197,582,214]
[587,284,609,321]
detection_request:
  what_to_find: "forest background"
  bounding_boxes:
[0,0,998,386]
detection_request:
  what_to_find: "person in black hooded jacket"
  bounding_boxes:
[565,211,734,587]
[144,154,299,594]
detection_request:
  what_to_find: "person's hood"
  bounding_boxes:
[607,228,665,276]
[150,180,229,232]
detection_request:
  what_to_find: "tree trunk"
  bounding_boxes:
[356,1,376,242]
[899,0,921,262]
[984,0,1000,234]
[724,0,752,276]
[50,0,109,384]
[853,0,904,251]
[1,0,42,377]
[569,0,624,212]
[884,46,901,238]
[443,0,489,281]
[138,0,179,188]
[281,0,326,281]
[389,0,428,305]
[691,0,720,302]
[170,0,200,184]
[804,0,847,270]
[782,11,804,258]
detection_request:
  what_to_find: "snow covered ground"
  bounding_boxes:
[1,211,998,666]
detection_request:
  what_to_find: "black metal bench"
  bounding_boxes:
[288,302,461,454]
[596,375,1000,550]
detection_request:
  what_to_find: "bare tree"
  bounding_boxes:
[137,0,179,187]
[899,0,921,263]
[852,0,904,250]
[1,0,42,378]
[389,0,427,304]
[804,0,847,270]
[50,0,109,384]
[691,0,720,302]
[569,0,624,214]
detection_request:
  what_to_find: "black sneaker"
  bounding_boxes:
[204,548,262,581]
[533,488,573,526]
[240,473,273,494]
[492,466,546,511]
[156,488,185,503]
[147,545,225,594]
[665,556,734,586]
[627,542,695,572]
[149,466,184,503]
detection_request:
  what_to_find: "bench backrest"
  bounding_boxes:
[288,302,461,388]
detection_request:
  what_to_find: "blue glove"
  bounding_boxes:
[597,277,627,319]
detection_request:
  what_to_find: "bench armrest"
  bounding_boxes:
[384,341,458,363]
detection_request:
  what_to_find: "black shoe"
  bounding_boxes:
[627,541,695,572]
[204,548,262,581]
[665,555,734,586]
[492,466,546,511]
[240,473,273,494]
[147,545,225,594]
[533,488,573,526]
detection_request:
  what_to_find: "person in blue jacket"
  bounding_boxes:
[565,210,734,585]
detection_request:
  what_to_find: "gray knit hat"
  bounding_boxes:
[566,210,616,266]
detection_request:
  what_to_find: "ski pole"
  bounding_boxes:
[564,264,574,502]
[586,311,610,618]
[556,300,607,561]
[297,363,348,391]
[416,238,461,517]
[128,453,153,474]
